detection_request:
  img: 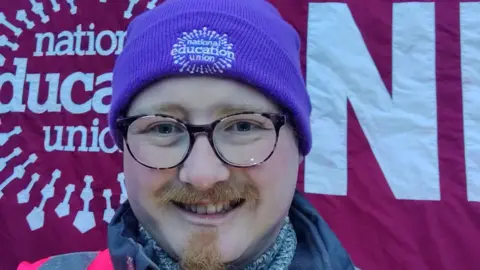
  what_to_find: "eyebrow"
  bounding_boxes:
[149,103,186,116]
[139,103,273,118]
[214,104,272,116]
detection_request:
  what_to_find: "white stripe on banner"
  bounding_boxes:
[461,2,480,202]
[305,3,439,200]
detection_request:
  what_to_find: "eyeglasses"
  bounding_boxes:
[116,112,287,169]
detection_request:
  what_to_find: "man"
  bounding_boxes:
[18,0,356,269]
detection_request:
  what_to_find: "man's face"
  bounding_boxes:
[123,76,302,268]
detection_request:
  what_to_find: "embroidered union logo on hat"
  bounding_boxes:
[171,27,235,74]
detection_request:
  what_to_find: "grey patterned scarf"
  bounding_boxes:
[139,217,297,270]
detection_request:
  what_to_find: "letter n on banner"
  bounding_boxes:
[461,2,480,202]
[305,3,440,200]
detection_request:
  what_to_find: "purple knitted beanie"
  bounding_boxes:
[109,0,312,155]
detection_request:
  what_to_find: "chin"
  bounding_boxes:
[216,224,262,263]
[217,241,247,263]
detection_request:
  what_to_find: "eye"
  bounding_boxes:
[226,121,260,132]
[147,123,183,135]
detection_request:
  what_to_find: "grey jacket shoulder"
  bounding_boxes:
[289,191,356,270]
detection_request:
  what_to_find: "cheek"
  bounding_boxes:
[265,129,300,180]
[123,150,175,202]
[249,130,300,204]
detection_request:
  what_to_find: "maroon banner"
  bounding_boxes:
[1,0,479,269]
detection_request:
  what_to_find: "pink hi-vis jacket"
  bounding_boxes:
[17,249,114,270]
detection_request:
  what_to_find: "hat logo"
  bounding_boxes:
[171,27,235,74]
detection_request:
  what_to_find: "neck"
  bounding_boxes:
[228,216,286,268]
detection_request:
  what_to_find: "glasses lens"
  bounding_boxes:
[213,114,277,166]
[126,116,189,168]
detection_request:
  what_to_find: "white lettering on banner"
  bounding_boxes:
[305,3,440,200]
[60,72,94,114]
[64,126,89,152]
[26,73,62,113]
[93,73,113,114]
[460,2,480,202]
[43,118,119,153]
[0,58,112,114]
[33,24,126,57]
[0,5,143,233]
[0,58,27,113]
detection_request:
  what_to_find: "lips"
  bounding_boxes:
[172,199,245,215]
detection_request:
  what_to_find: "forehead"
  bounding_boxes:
[127,76,280,117]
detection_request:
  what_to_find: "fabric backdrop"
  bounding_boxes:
[0,0,479,269]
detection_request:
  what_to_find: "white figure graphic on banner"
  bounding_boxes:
[26,169,61,231]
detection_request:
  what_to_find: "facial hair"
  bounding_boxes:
[152,172,261,268]
[153,173,260,208]
[179,229,224,270]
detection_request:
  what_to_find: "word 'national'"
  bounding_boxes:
[34,24,126,57]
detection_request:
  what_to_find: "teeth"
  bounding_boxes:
[197,205,207,214]
[179,202,237,214]
[207,204,216,214]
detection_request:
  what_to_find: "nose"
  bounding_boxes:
[179,135,230,190]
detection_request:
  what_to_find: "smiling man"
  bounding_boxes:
[18,0,355,269]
